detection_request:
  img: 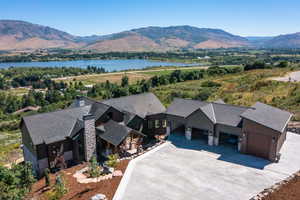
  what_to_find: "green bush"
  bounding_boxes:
[106,154,119,168]
[46,174,68,200]
[0,162,36,200]
[44,168,50,187]
[194,88,211,101]
[88,156,102,178]
[201,80,221,88]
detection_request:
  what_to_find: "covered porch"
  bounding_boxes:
[96,120,145,159]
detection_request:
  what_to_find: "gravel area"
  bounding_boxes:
[271,71,300,82]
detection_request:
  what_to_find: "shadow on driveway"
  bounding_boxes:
[168,132,271,169]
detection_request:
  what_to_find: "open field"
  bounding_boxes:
[52,66,208,85]
[270,70,300,82]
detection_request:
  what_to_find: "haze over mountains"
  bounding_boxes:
[0,20,300,52]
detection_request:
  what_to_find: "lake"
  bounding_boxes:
[0,59,198,71]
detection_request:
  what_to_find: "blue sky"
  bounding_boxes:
[1,0,300,36]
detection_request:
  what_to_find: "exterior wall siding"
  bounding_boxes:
[186,110,214,132]
[145,113,167,135]
[23,144,38,173]
[241,119,281,161]
[167,115,186,132]
[21,123,37,156]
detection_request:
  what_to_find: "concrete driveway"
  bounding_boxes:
[115,132,300,200]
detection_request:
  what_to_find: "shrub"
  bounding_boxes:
[46,174,68,200]
[105,154,119,168]
[201,80,221,88]
[44,168,50,187]
[207,66,227,76]
[194,88,211,101]
[88,156,102,178]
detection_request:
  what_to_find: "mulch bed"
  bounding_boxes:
[26,160,129,200]
[262,172,300,200]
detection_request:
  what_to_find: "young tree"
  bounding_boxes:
[44,168,50,187]
[121,75,129,87]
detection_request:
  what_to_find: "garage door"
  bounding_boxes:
[246,131,271,159]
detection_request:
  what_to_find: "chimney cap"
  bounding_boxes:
[83,114,94,120]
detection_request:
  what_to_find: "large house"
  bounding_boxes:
[166,98,292,162]
[21,93,292,176]
[21,93,167,176]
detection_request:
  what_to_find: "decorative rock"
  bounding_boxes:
[90,193,107,200]
[113,170,123,177]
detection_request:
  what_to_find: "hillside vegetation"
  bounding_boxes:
[152,68,300,120]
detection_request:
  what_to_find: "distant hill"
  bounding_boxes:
[0,20,82,50]
[1,20,300,51]
[84,26,250,51]
[263,33,300,48]
[246,36,274,47]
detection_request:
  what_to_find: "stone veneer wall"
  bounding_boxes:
[83,114,96,162]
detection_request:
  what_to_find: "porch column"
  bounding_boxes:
[185,127,192,140]
[214,131,219,146]
[238,136,242,152]
[208,131,214,146]
[166,126,171,136]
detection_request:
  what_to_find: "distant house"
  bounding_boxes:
[20,93,166,176]
[165,98,292,162]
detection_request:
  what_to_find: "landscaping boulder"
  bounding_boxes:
[90,193,107,200]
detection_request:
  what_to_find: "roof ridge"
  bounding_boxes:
[209,103,217,123]
[23,105,91,119]
[212,102,252,109]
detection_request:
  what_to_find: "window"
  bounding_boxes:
[148,120,153,129]
[155,120,160,128]
[162,120,167,128]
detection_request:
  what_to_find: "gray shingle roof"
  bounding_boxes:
[213,99,226,104]
[22,105,91,145]
[96,120,145,146]
[102,93,166,118]
[166,98,251,127]
[165,98,209,118]
[212,103,249,127]
[241,102,292,133]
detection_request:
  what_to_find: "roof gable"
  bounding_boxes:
[102,93,166,118]
[96,120,144,146]
[212,103,249,127]
[165,98,208,118]
[241,102,292,133]
[23,105,91,145]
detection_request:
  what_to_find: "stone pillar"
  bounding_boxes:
[83,114,96,162]
[185,127,192,140]
[208,131,214,146]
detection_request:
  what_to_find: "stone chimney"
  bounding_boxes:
[83,114,96,161]
[75,96,85,107]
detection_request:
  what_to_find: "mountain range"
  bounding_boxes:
[0,20,300,52]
